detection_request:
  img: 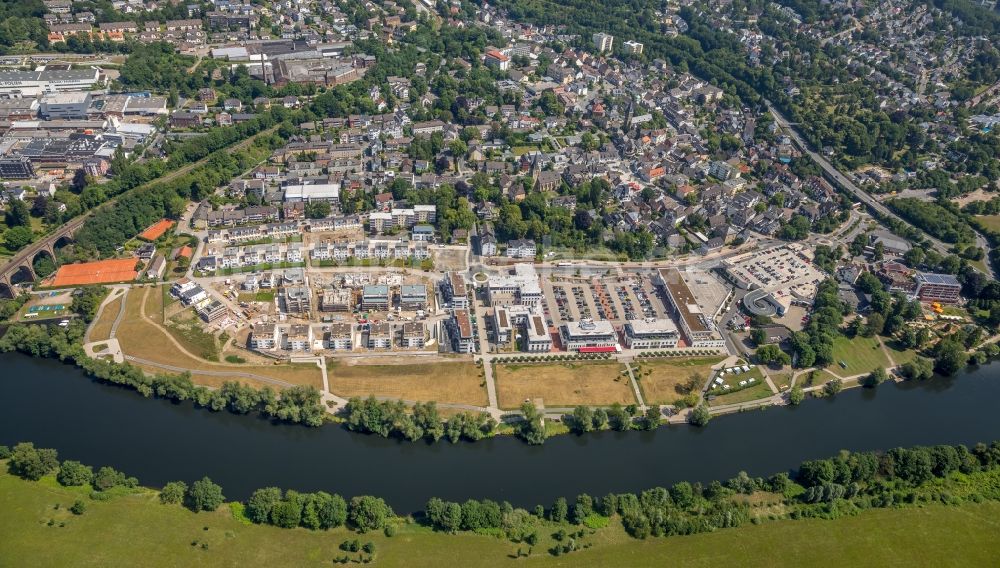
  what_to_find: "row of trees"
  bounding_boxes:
[342,397,496,443]
[0,322,327,426]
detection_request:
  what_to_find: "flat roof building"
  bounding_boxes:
[623,318,679,349]
[656,268,726,349]
[361,284,390,311]
[560,318,617,351]
[915,272,961,304]
[487,263,543,307]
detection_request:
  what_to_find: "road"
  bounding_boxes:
[766,101,996,278]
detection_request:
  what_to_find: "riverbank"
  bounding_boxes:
[4,351,1000,513]
[2,466,999,567]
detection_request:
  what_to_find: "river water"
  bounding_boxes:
[2,352,1000,513]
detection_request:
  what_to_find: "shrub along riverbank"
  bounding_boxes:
[3,440,1000,564]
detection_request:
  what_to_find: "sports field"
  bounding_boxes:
[2,468,999,567]
[49,259,138,287]
[139,219,174,241]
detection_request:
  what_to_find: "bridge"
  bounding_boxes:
[0,215,87,298]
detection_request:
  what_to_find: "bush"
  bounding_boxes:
[688,404,711,427]
[70,500,87,515]
[0,445,10,459]
[92,466,128,491]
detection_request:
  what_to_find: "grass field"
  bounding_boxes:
[884,339,921,366]
[828,334,890,378]
[87,294,123,343]
[974,214,1000,232]
[495,361,635,409]
[114,287,322,390]
[769,370,794,390]
[327,360,488,406]
[2,468,1000,567]
[632,357,723,405]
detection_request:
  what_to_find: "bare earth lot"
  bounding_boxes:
[114,286,322,390]
[495,361,635,409]
[327,360,488,406]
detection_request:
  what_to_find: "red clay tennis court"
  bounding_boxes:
[49,259,139,287]
[139,219,174,241]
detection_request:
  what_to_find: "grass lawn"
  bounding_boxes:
[3,468,1000,568]
[87,294,123,342]
[632,357,723,405]
[768,369,794,390]
[707,367,774,406]
[974,214,1000,232]
[495,361,635,409]
[238,291,275,303]
[114,287,321,390]
[883,339,921,366]
[327,360,488,406]
[828,334,890,378]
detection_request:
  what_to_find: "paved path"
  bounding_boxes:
[622,361,646,411]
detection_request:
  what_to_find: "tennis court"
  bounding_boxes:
[139,219,174,241]
[49,259,138,286]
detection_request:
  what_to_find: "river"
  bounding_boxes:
[2,352,1000,513]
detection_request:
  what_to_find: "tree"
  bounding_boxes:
[5,199,30,227]
[756,344,790,366]
[688,404,711,427]
[788,385,805,405]
[187,477,225,512]
[246,487,283,524]
[56,460,93,487]
[305,201,331,219]
[70,500,87,515]
[823,379,844,396]
[270,493,304,528]
[3,226,33,251]
[349,496,393,533]
[640,406,661,430]
[900,357,934,381]
[862,368,888,388]
[92,466,128,491]
[571,406,594,433]
[518,401,547,445]
[750,328,768,346]
[160,481,187,504]
[550,497,568,523]
[933,340,968,376]
[8,442,59,481]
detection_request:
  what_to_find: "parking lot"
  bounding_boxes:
[540,272,670,329]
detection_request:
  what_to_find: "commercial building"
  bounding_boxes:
[486,263,543,307]
[593,33,614,53]
[283,182,341,203]
[560,319,618,351]
[915,272,962,304]
[0,67,101,97]
[0,156,35,179]
[623,317,679,349]
[656,268,726,349]
[525,313,552,352]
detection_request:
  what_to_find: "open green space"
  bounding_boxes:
[632,356,723,405]
[974,214,1000,232]
[2,467,1000,567]
[707,368,774,406]
[828,334,890,378]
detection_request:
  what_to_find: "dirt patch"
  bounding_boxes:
[328,360,487,405]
